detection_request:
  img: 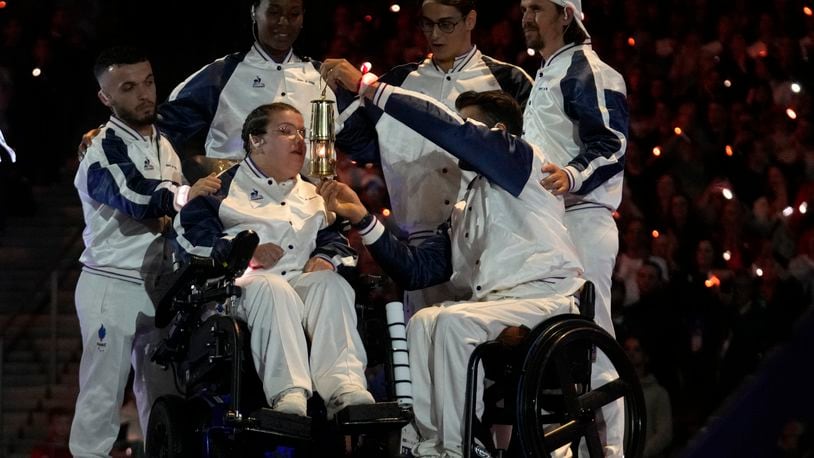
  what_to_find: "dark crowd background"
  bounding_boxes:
[1,0,813,456]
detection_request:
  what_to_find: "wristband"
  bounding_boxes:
[357,72,379,95]
[174,184,191,211]
[351,213,375,229]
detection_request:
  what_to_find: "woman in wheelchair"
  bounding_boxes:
[171,102,374,419]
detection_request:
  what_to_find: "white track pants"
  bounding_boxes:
[236,270,369,404]
[407,282,578,458]
[70,272,175,458]
[565,207,624,458]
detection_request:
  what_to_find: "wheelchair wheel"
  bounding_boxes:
[146,395,200,458]
[516,319,646,458]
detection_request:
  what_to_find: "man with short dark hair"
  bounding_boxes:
[71,46,220,457]
[317,84,584,457]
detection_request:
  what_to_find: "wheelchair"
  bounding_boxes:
[462,282,647,458]
[143,230,412,457]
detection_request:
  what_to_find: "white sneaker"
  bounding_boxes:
[326,387,375,419]
[272,388,308,417]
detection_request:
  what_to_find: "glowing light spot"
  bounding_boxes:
[674,127,683,136]
[725,145,734,157]
[527,48,536,56]
[364,14,373,22]
[805,6,813,16]
[787,108,797,120]
[360,62,372,73]
[390,4,401,13]
[791,82,802,93]
[651,230,660,238]
[365,162,374,169]
[350,160,357,165]
[783,206,794,217]
[32,67,41,77]
[723,79,732,88]
[755,267,764,277]
[0,2,7,8]
[627,37,636,47]
[612,211,620,219]
[800,202,808,214]
[758,49,768,58]
[723,251,732,261]
[722,188,733,200]
[652,146,662,157]
[382,208,391,217]
[705,275,721,288]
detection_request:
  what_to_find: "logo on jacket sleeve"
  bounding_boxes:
[143,158,155,171]
[250,189,264,201]
[253,76,265,88]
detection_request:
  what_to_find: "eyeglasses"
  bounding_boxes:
[275,125,307,139]
[418,16,464,34]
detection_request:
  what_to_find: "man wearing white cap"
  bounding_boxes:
[521,0,628,456]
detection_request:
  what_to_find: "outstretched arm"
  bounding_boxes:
[317,180,452,290]
[321,60,537,198]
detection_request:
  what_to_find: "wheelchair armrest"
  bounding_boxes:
[152,256,216,328]
[152,230,260,328]
[578,281,595,322]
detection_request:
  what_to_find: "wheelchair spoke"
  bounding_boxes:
[577,378,629,411]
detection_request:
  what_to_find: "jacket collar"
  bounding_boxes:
[107,115,155,143]
[430,45,479,74]
[541,41,591,69]
[251,42,295,64]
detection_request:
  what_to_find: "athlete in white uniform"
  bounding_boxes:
[158,0,375,162]
[71,47,221,458]
[521,1,628,455]
[328,0,533,312]
[318,79,585,457]
[172,103,374,418]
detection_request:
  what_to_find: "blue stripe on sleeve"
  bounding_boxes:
[366,223,453,291]
[383,88,535,197]
[174,165,239,263]
[561,51,628,195]
[157,52,245,156]
[87,131,175,219]
[482,56,533,108]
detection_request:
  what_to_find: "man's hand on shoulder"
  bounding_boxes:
[77,126,102,161]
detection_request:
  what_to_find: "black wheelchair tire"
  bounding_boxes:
[145,395,200,458]
[516,319,646,458]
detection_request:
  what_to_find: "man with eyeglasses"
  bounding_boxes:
[329,0,533,315]
[172,102,375,418]
[521,0,628,456]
